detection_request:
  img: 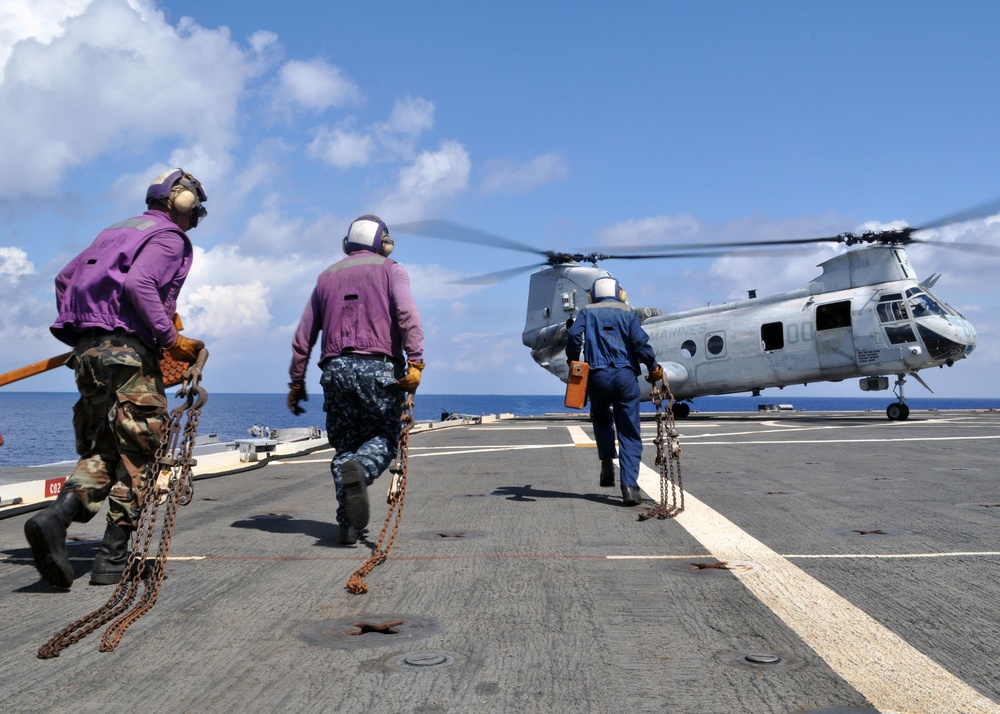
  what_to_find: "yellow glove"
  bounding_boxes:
[166,334,205,362]
[645,364,664,384]
[287,382,307,415]
[395,361,425,392]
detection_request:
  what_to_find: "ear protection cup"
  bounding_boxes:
[171,187,197,214]
[342,236,350,255]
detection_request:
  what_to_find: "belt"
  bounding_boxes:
[76,328,130,342]
[339,353,394,361]
[324,353,399,368]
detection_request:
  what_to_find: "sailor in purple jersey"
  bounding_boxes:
[288,215,425,545]
[24,169,208,589]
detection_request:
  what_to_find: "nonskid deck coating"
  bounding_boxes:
[1,410,1000,713]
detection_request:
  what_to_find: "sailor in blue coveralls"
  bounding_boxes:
[566,276,662,506]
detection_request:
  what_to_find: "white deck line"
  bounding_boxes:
[638,463,1000,713]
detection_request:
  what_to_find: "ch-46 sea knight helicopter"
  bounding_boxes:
[397,198,999,421]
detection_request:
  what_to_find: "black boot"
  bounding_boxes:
[23,491,83,588]
[338,524,360,546]
[90,523,131,585]
[599,458,615,487]
[621,485,642,507]
[341,460,370,530]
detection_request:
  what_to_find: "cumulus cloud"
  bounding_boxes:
[379,140,471,219]
[309,95,436,169]
[0,0,268,199]
[179,281,272,339]
[307,125,373,168]
[0,247,34,281]
[274,58,362,114]
[480,152,569,196]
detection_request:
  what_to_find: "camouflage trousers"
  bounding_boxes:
[320,356,405,527]
[63,331,167,530]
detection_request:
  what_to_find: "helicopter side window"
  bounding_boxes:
[816,301,851,330]
[706,333,725,357]
[760,322,784,351]
[680,340,696,358]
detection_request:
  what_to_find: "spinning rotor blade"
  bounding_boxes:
[608,195,1000,254]
[917,196,1000,231]
[393,220,546,257]
[451,263,550,285]
[599,246,822,260]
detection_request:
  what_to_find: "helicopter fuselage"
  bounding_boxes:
[522,245,976,415]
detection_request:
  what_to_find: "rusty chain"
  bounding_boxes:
[638,379,684,521]
[345,394,414,595]
[38,351,208,658]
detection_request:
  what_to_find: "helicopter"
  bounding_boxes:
[396,199,999,421]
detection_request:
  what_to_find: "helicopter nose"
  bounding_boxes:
[963,319,977,355]
[917,318,976,361]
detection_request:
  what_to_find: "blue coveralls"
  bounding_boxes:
[565,299,657,488]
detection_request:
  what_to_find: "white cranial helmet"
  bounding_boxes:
[344,215,392,255]
[591,276,621,301]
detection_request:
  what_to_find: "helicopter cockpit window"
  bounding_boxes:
[885,324,917,344]
[760,322,784,351]
[905,290,948,318]
[816,301,851,330]
[876,295,908,323]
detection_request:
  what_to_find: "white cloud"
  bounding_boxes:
[308,95,436,169]
[274,57,361,113]
[180,281,272,340]
[597,214,703,246]
[307,125,373,168]
[386,96,434,135]
[379,140,471,219]
[0,246,35,281]
[0,0,91,78]
[480,152,569,195]
[0,0,265,199]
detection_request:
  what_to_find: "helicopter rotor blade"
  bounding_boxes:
[393,220,547,257]
[450,262,549,285]
[915,196,1000,231]
[907,237,1000,255]
[598,246,823,260]
[603,235,843,254]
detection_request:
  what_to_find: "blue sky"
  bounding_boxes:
[2,0,999,399]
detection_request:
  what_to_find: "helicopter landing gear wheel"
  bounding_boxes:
[886,374,910,421]
[672,402,690,419]
[886,403,910,421]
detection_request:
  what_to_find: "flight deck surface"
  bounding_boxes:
[1,409,999,713]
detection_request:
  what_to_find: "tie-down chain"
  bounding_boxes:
[637,379,684,521]
[38,350,209,658]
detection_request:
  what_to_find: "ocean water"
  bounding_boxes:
[2,391,999,468]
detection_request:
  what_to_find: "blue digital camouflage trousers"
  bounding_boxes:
[320,355,405,527]
[64,331,167,530]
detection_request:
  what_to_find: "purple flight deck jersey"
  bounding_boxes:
[51,209,193,348]
[290,251,424,384]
